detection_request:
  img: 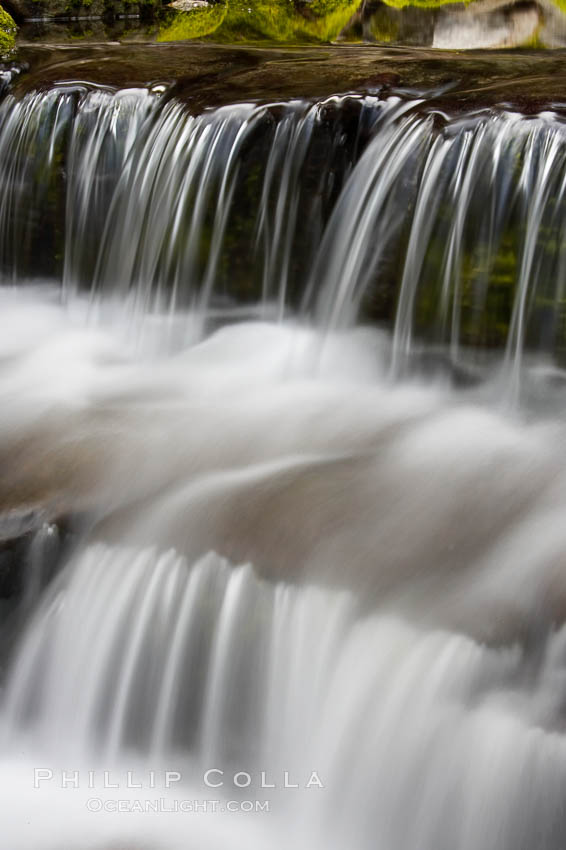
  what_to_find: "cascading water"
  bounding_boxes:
[4,84,566,381]
[3,76,566,850]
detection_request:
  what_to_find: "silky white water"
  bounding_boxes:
[3,81,566,850]
[1,287,566,849]
[5,86,566,381]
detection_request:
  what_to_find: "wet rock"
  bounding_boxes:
[14,42,566,115]
[0,508,87,676]
[433,2,540,49]
[0,509,79,602]
[0,60,24,96]
[346,0,566,49]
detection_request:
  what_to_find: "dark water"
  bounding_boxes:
[14,0,566,50]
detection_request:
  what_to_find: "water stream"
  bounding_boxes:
[2,79,566,849]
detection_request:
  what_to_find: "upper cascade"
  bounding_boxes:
[1,84,566,379]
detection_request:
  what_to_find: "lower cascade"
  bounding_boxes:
[2,73,566,850]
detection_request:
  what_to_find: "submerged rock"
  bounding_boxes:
[0,510,84,603]
[0,508,86,677]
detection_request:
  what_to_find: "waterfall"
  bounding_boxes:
[0,86,386,319]
[3,77,566,850]
[6,539,566,850]
[2,85,566,380]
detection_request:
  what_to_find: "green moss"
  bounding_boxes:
[158,2,226,40]
[0,5,16,56]
[308,0,352,12]
[300,0,359,40]
[159,0,358,44]
[208,1,302,43]
[369,7,400,42]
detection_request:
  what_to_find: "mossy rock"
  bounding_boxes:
[158,0,358,43]
[158,1,227,40]
[0,5,16,55]
[308,0,352,11]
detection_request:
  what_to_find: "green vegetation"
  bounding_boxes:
[301,0,359,41]
[158,0,359,44]
[309,0,351,12]
[158,1,226,40]
[382,0,470,7]
[0,5,16,55]
[369,7,400,42]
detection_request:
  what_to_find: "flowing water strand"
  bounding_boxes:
[309,97,427,329]
[504,122,566,402]
[390,132,455,376]
[254,100,317,319]
[93,103,265,319]
[62,86,157,297]
[252,94,374,319]
[0,88,76,282]
[440,121,489,365]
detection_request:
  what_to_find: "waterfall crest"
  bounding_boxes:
[2,86,566,381]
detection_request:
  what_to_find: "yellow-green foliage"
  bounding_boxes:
[158,2,226,41]
[369,7,400,42]
[309,0,353,12]
[0,5,16,55]
[301,0,359,40]
[159,0,358,44]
